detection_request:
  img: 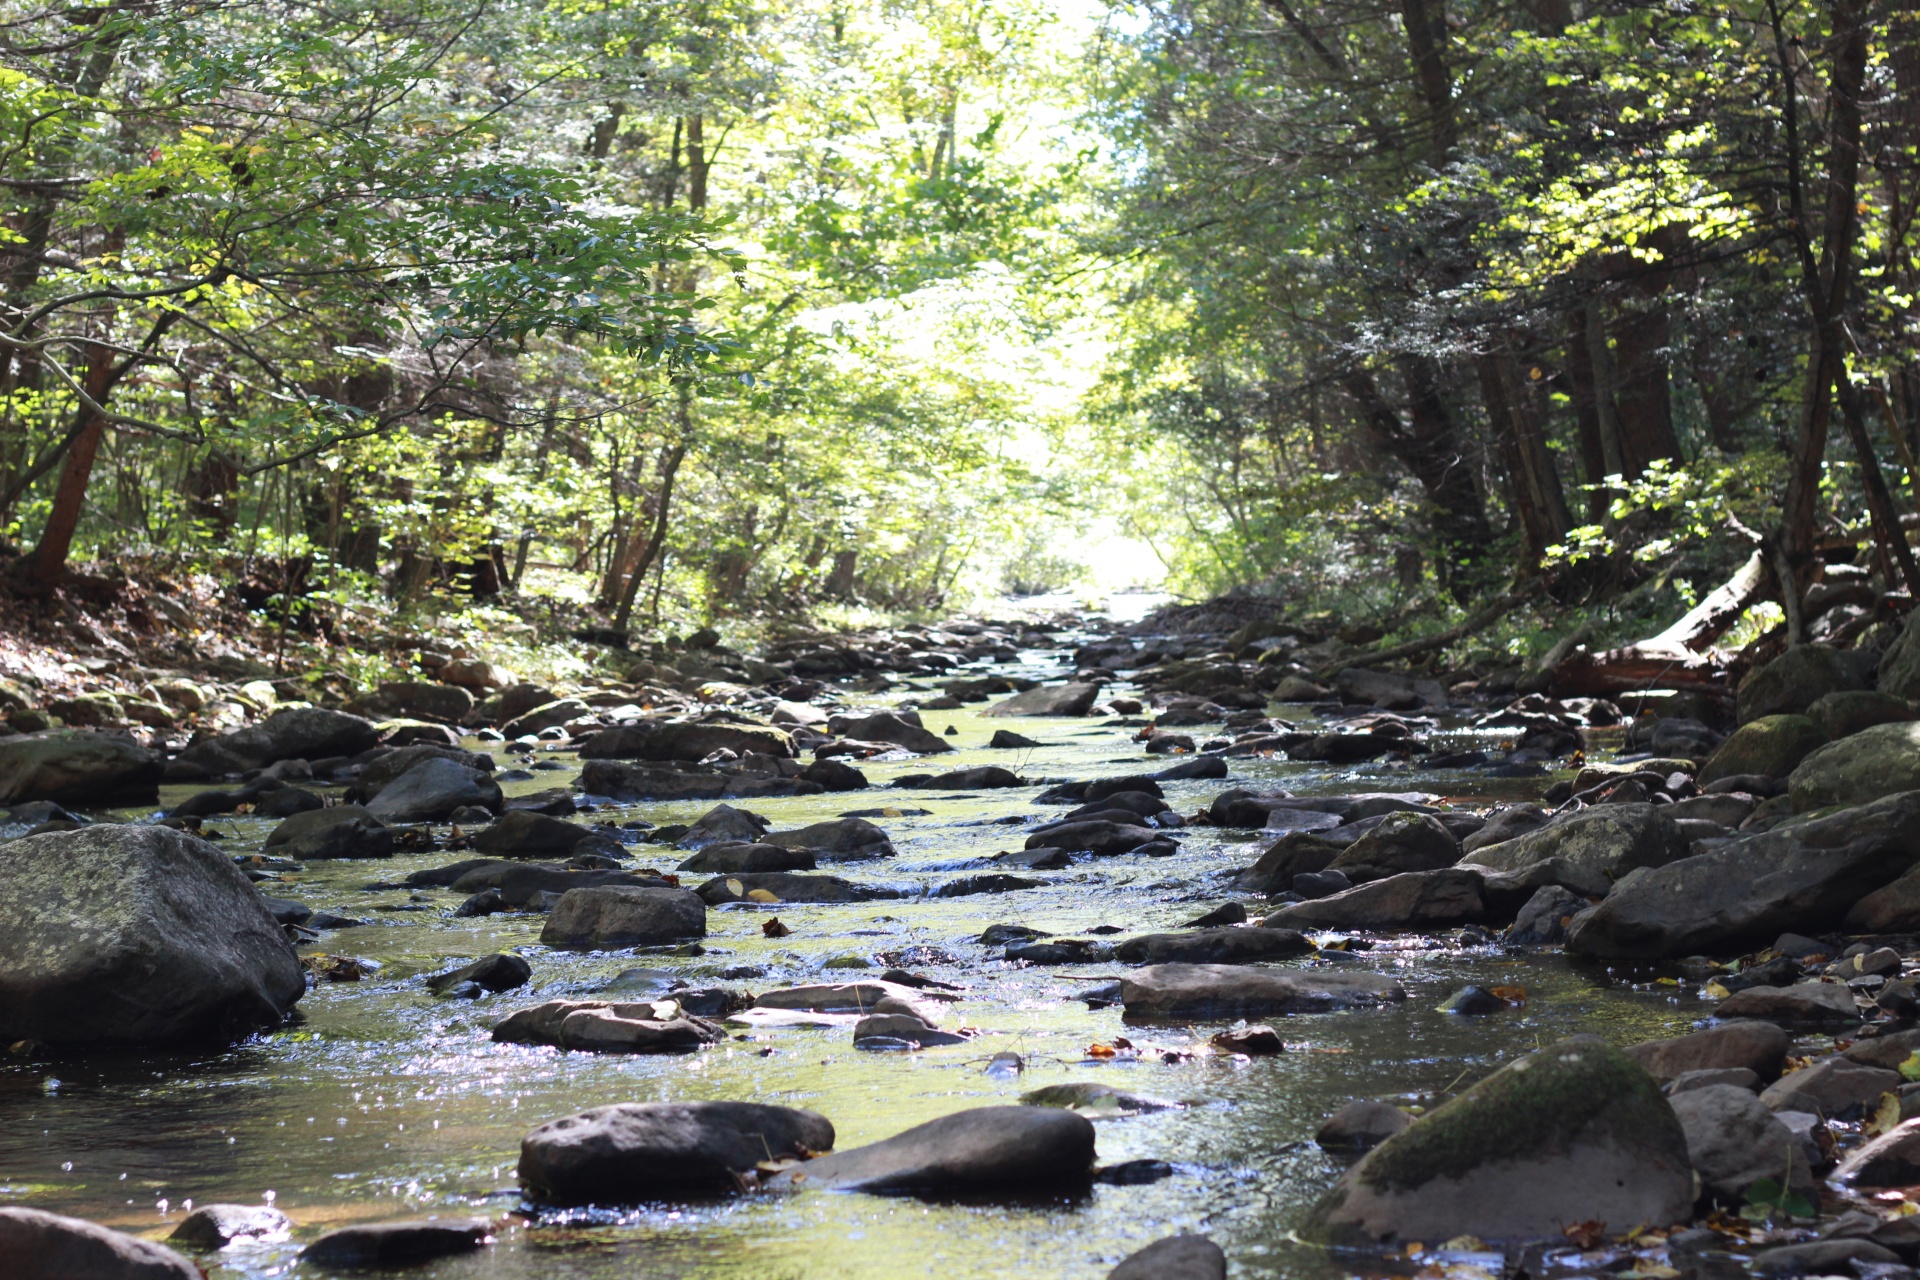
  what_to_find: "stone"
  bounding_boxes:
[518,1101,834,1203]
[0,730,161,807]
[1699,716,1829,788]
[299,1220,491,1267]
[769,1106,1094,1194]
[1749,1240,1899,1276]
[1108,1235,1227,1280]
[440,658,514,691]
[579,759,822,801]
[765,816,894,860]
[1567,791,1920,958]
[1759,1057,1899,1116]
[554,1007,725,1053]
[362,681,475,723]
[694,873,898,904]
[1667,1068,1761,1094]
[1334,667,1446,710]
[1233,832,1345,893]
[255,786,323,818]
[1325,813,1461,883]
[1843,1029,1920,1071]
[751,981,953,1020]
[1810,690,1914,741]
[1316,1100,1412,1152]
[501,698,594,737]
[426,953,531,995]
[166,1203,291,1247]
[1625,1022,1790,1084]
[853,1012,970,1048]
[988,729,1043,748]
[178,707,379,774]
[0,825,303,1045]
[982,683,1102,717]
[1261,869,1488,931]
[1506,885,1589,944]
[442,863,665,906]
[677,803,771,848]
[904,765,1024,790]
[577,721,795,762]
[1301,1036,1694,1245]
[365,757,502,823]
[1790,724,1920,809]
[349,744,494,803]
[799,758,869,790]
[0,1206,201,1279]
[539,886,707,949]
[677,843,816,874]
[1738,643,1873,723]
[473,810,600,858]
[264,805,395,860]
[1833,1117,1920,1188]
[1026,820,1164,856]
[837,712,953,754]
[1461,804,1551,854]
[1459,804,1687,881]
[1112,927,1312,965]
[1672,1085,1817,1202]
[1715,981,1862,1025]
[1210,1024,1284,1054]
[1119,963,1405,1020]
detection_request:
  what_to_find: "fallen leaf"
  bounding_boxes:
[746,889,780,903]
[1489,986,1527,1004]
[725,878,744,896]
[1562,1221,1607,1250]
[1086,1042,1117,1059]
[1900,1052,1920,1084]
[1703,982,1731,999]
[762,917,791,938]
[1869,1092,1904,1137]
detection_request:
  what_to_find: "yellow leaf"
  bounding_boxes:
[746,889,780,903]
[1703,982,1730,999]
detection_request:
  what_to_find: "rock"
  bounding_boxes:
[769,1106,1094,1194]
[765,816,895,860]
[1210,1024,1284,1054]
[1566,791,1920,958]
[1759,1057,1899,1116]
[1301,1036,1693,1245]
[935,874,1044,897]
[1112,927,1312,965]
[1461,804,1551,854]
[440,658,514,691]
[1316,1100,1413,1152]
[580,759,822,801]
[0,730,161,807]
[1844,1028,1920,1071]
[752,981,954,1019]
[837,712,953,754]
[1506,885,1589,944]
[365,757,502,823]
[1326,813,1461,883]
[1025,820,1165,856]
[1261,868,1487,931]
[1440,985,1505,1015]
[0,1206,201,1279]
[1833,1117,1920,1188]
[1699,716,1830,787]
[0,824,303,1045]
[677,843,816,873]
[1738,644,1873,723]
[473,810,602,859]
[852,1012,971,1049]
[1810,690,1913,741]
[1119,963,1405,1020]
[694,872,899,904]
[519,1100,834,1203]
[1791,724,1920,810]
[178,707,379,774]
[1459,804,1687,881]
[489,683,558,725]
[263,804,395,860]
[255,786,323,818]
[539,886,707,949]
[578,721,795,762]
[361,681,476,723]
[1107,1235,1227,1280]
[903,765,1024,790]
[349,744,494,802]
[1334,667,1446,710]
[989,729,1044,749]
[166,1202,291,1247]
[677,803,771,848]
[1716,981,1861,1025]
[982,683,1102,717]
[799,758,869,791]
[1667,1068,1761,1094]
[1671,1085,1816,1202]
[299,1220,491,1267]
[502,698,593,737]
[426,953,531,995]
[1625,1022,1790,1084]
[551,1006,726,1053]
[1749,1240,1899,1276]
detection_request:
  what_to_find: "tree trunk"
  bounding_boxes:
[1476,346,1570,567]
[24,344,115,585]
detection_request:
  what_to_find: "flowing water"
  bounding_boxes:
[0,629,1721,1278]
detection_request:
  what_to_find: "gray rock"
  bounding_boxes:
[1325,813,1460,883]
[1738,644,1873,724]
[1461,804,1550,854]
[299,1219,491,1267]
[0,1206,201,1279]
[676,803,770,848]
[1459,804,1687,881]
[348,744,494,802]
[1020,1082,1182,1114]
[1334,668,1446,710]
[539,886,707,949]
[1108,1235,1227,1280]
[1111,927,1311,965]
[765,816,895,860]
[0,730,162,807]
[1750,1240,1899,1276]
[1626,1022,1791,1083]
[694,873,899,904]
[1843,1028,1920,1071]
[357,681,475,723]
[426,953,531,995]
[501,698,593,737]
[1833,1117,1920,1188]
[579,759,822,801]
[1119,963,1405,1020]
[1301,1036,1694,1245]
[982,683,1102,717]
[518,1100,834,1203]
[1699,716,1829,788]
[1260,868,1487,931]
[837,712,953,754]
[473,810,602,859]
[578,721,795,762]
[768,1105,1094,1193]
[1759,1057,1899,1116]
[1790,725,1920,810]
[365,757,502,823]
[1716,981,1862,1025]
[1670,1084,1817,1201]
[1809,690,1914,741]
[1566,791,1920,958]
[1506,885,1589,944]
[1881,613,1920,701]
[1025,819,1163,856]
[1315,1100,1412,1152]
[166,1202,291,1247]
[1667,1068,1761,1095]
[178,708,379,774]
[908,765,1026,790]
[0,825,303,1045]
[263,804,394,860]
[677,843,815,874]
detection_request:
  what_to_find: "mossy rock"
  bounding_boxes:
[1698,715,1828,787]
[1736,644,1872,725]
[1457,804,1685,881]
[1808,690,1914,742]
[1789,721,1920,811]
[1301,1035,1693,1245]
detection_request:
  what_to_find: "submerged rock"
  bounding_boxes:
[768,1106,1094,1194]
[519,1101,835,1203]
[1315,1100,1413,1153]
[1119,963,1405,1021]
[1301,1036,1693,1245]
[1112,927,1311,965]
[0,1206,201,1279]
[166,1202,291,1248]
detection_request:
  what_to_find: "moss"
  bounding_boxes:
[1351,1036,1675,1194]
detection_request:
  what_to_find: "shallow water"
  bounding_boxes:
[0,641,1721,1278]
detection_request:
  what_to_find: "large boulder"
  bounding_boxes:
[0,825,303,1044]
[0,1206,201,1279]
[539,886,707,949]
[0,730,161,807]
[263,805,394,860]
[354,681,475,724]
[767,1106,1094,1193]
[1789,722,1920,809]
[578,722,795,762]
[1119,963,1405,1021]
[765,816,894,860]
[1670,1084,1816,1202]
[1566,791,1920,958]
[1261,869,1487,931]
[1301,1036,1693,1245]
[1698,716,1828,788]
[1325,813,1461,883]
[177,707,379,774]
[518,1102,835,1203]
[364,757,502,823]
[836,712,953,754]
[1738,643,1873,724]
[472,810,604,859]
[1809,690,1913,742]
[1459,804,1687,882]
[982,683,1102,717]
[1624,1022,1790,1084]
[1112,927,1312,965]
[348,744,494,803]
[1881,615,1920,701]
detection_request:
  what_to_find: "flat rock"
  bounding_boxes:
[518,1101,835,1203]
[1715,981,1861,1025]
[299,1219,492,1267]
[677,842,815,874]
[1120,963,1405,1021]
[0,1206,201,1279]
[0,730,162,807]
[1459,804,1687,880]
[1261,868,1487,931]
[694,872,900,904]
[1112,927,1311,965]
[577,721,794,762]
[1625,1022,1790,1084]
[166,1202,291,1247]
[769,1106,1094,1194]
[982,683,1102,717]
[1833,1116,1920,1188]
[539,886,707,949]
[1759,1057,1899,1115]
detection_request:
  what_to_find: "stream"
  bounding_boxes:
[0,619,1723,1278]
